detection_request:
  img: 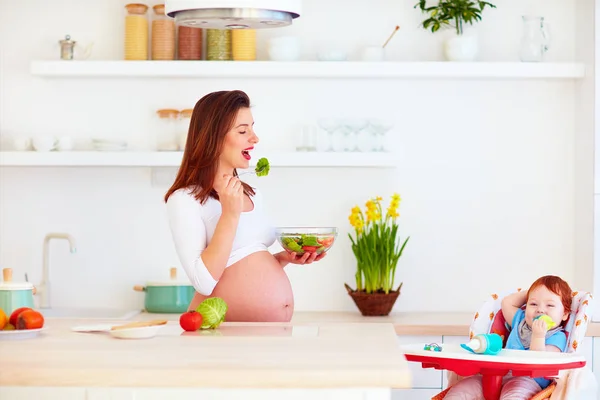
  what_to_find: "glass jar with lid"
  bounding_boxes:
[178,26,202,60]
[151,4,175,60]
[179,109,193,150]
[156,109,180,151]
[206,29,232,60]
[124,3,149,60]
[232,29,256,61]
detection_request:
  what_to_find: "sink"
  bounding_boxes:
[39,308,142,320]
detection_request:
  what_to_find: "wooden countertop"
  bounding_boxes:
[136,311,600,337]
[0,318,412,389]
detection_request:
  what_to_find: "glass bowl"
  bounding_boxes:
[275,227,338,256]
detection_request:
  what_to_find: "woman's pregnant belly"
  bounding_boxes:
[187,251,294,322]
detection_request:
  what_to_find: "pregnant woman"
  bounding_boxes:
[164,90,326,322]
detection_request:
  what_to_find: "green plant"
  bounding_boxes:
[347,194,410,294]
[414,0,496,35]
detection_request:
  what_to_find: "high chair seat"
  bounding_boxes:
[431,289,594,400]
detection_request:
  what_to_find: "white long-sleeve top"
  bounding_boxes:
[166,187,276,295]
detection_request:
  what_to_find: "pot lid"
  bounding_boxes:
[145,267,193,287]
[165,0,301,29]
[0,268,34,291]
[145,281,193,287]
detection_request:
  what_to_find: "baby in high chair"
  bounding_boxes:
[444,275,572,400]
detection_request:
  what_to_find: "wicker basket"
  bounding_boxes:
[345,283,401,316]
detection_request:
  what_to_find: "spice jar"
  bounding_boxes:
[177,26,203,60]
[151,4,175,60]
[156,109,180,151]
[206,29,232,61]
[124,3,149,60]
[59,35,76,60]
[232,29,256,61]
[179,109,193,150]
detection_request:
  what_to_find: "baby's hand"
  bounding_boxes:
[532,318,548,338]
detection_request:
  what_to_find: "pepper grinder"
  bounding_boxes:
[59,35,76,60]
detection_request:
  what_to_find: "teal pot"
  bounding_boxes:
[133,268,195,313]
[0,268,35,315]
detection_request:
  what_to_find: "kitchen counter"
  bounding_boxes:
[133,311,600,337]
[0,317,411,397]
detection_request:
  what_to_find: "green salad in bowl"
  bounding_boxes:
[275,227,338,256]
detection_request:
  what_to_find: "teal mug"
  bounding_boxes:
[0,268,35,316]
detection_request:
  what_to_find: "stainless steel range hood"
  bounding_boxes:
[165,0,301,29]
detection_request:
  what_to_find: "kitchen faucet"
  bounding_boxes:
[38,232,77,309]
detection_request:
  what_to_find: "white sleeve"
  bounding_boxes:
[165,190,218,296]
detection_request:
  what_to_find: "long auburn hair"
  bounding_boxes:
[527,275,573,324]
[164,90,255,204]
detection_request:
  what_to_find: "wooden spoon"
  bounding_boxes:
[110,320,168,331]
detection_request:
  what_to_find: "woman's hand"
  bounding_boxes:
[214,174,244,217]
[275,251,327,268]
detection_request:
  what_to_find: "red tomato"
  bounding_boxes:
[179,311,203,332]
[9,307,32,327]
[16,309,44,330]
[318,238,334,246]
[302,246,318,253]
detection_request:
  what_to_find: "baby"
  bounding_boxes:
[444,275,572,399]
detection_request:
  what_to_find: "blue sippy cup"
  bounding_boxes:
[460,333,502,355]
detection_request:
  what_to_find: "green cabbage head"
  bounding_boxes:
[196,297,228,329]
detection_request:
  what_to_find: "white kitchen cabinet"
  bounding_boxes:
[441,335,469,389]
[391,388,441,399]
[0,387,86,400]
[397,335,443,389]
[86,388,134,400]
[594,338,600,390]
[582,337,594,370]
[0,388,395,400]
[86,388,392,400]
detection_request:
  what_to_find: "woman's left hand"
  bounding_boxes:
[275,251,326,267]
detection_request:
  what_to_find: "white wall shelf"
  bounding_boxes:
[0,151,397,168]
[30,60,586,80]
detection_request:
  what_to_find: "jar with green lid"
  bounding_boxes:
[206,29,232,61]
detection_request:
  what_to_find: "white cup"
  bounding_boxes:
[57,136,74,151]
[32,136,57,152]
[361,46,385,61]
[12,137,31,151]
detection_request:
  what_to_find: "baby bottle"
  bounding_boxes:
[460,333,502,355]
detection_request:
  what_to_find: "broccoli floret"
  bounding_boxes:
[282,237,302,252]
[300,235,319,246]
[255,157,270,177]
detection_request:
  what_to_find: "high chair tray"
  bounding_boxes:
[401,343,586,400]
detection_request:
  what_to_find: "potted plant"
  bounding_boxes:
[345,193,410,316]
[414,0,496,61]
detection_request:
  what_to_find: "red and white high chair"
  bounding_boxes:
[432,289,595,400]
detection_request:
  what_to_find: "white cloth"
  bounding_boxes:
[550,367,597,400]
[166,187,276,295]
